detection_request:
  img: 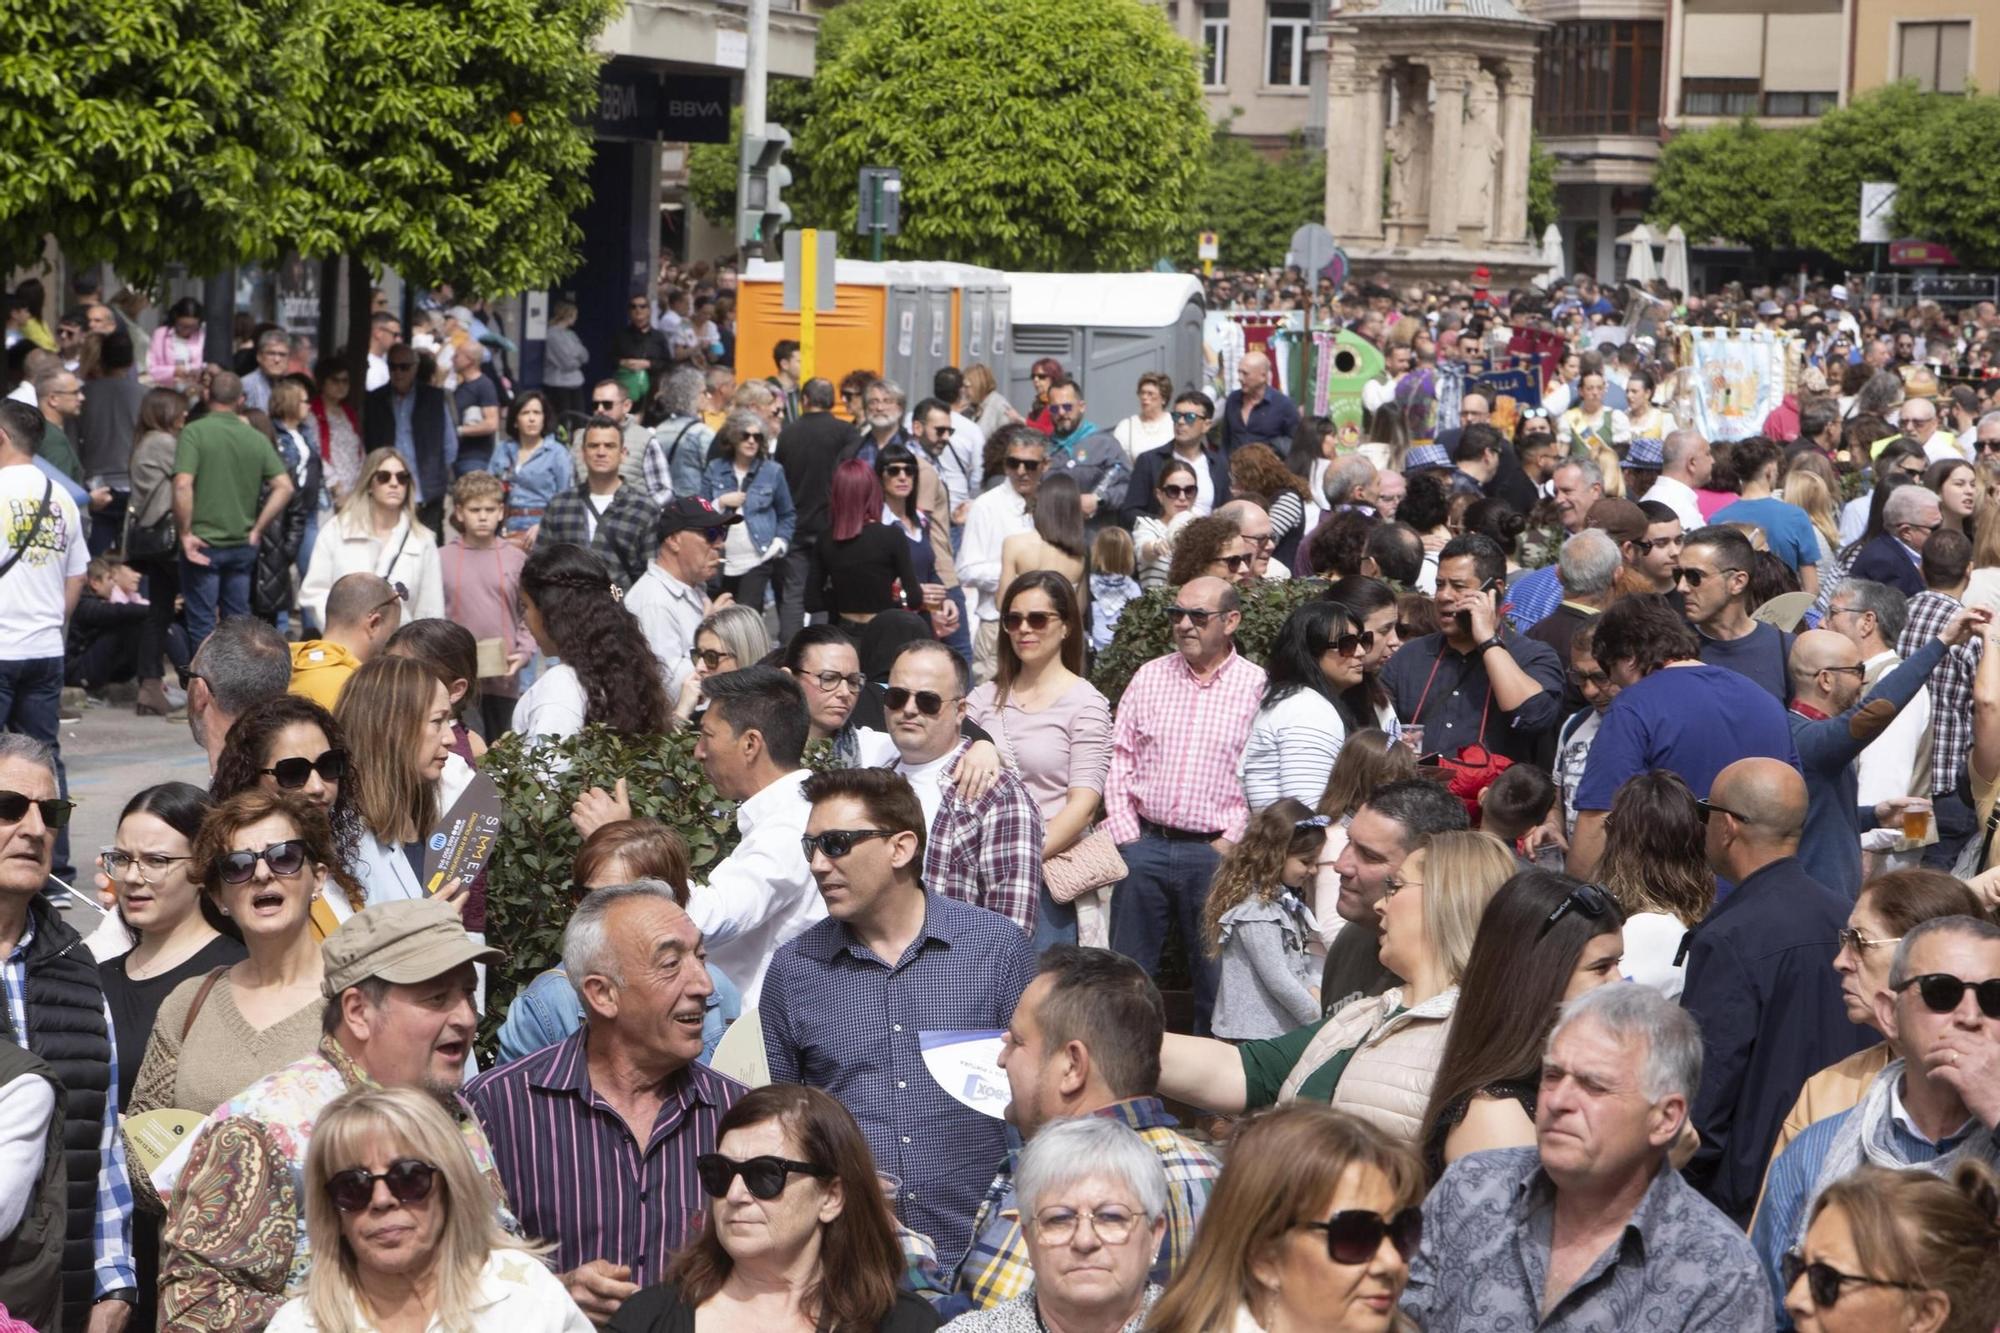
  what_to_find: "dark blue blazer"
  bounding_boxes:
[1846,532,1924,597]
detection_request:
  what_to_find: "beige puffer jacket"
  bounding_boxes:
[1275,986,1458,1147]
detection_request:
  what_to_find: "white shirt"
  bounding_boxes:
[298,511,444,625]
[0,462,85,660]
[895,749,958,827]
[511,663,588,741]
[957,485,1033,622]
[1114,414,1175,462]
[1857,649,1931,857]
[0,1069,55,1238]
[1239,689,1346,811]
[687,769,823,1006]
[624,561,707,696]
[1923,432,1969,464]
[1839,492,1873,548]
[266,1248,593,1333]
[1644,473,1705,533]
[3,383,33,408]
[1622,910,1688,1000]
[366,350,389,392]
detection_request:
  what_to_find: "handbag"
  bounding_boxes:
[122,504,176,562]
[988,697,1127,903]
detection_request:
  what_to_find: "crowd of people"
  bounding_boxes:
[7,258,2000,1333]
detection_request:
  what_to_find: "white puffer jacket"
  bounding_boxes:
[1275,985,1458,1147]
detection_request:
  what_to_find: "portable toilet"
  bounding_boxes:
[1004,272,1205,413]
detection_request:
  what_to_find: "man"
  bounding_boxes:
[885,641,1044,935]
[362,347,456,537]
[1900,529,1983,868]
[1975,410,2000,460]
[1848,483,1938,598]
[1360,521,1423,587]
[1899,395,1960,463]
[33,368,86,484]
[1217,499,1286,581]
[1382,534,1565,764]
[581,379,651,492]
[1524,528,1620,710]
[160,899,501,1330]
[762,767,1036,1273]
[450,341,500,475]
[1122,390,1228,528]
[931,366,988,471]
[1555,631,1620,843]
[1824,579,1933,871]
[910,396,976,527]
[1042,378,1127,523]
[1623,500,1684,596]
[1680,758,1875,1225]
[958,428,1044,683]
[627,497,737,698]
[0,736,136,1332]
[0,1009,60,1330]
[289,572,400,709]
[1219,349,1299,455]
[610,292,671,402]
[363,311,401,391]
[172,371,293,652]
[1568,595,1797,879]
[185,615,292,772]
[1796,401,1842,462]
[1648,430,1711,532]
[1405,985,1768,1331]
[1516,409,1560,492]
[1446,423,1501,496]
[1375,468,1407,520]
[240,329,291,413]
[1621,433,1662,499]
[1362,342,1412,415]
[1752,915,2000,1317]
[1506,458,1605,629]
[1318,778,1471,1008]
[1681,525,1793,703]
[686,666,821,1004]
[861,378,918,460]
[767,338,802,425]
[1785,610,1976,893]
[1711,436,1821,595]
[774,378,865,641]
[540,416,659,590]
[912,947,1219,1316]
[467,882,742,1325]
[1104,576,1265,1032]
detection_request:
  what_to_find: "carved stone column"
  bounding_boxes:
[1356,60,1386,240]
[1323,48,1371,239]
[1496,59,1536,245]
[1424,56,1475,244]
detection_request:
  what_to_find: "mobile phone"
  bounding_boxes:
[1455,577,1504,627]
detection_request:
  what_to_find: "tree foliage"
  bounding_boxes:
[1891,90,2000,269]
[1528,136,1558,237]
[1184,121,1326,270]
[1648,116,1802,255]
[1092,578,1327,703]
[1786,81,1932,258]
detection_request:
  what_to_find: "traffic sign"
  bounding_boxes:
[1859,182,1898,245]
[1198,231,1219,261]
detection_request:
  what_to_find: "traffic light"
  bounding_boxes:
[739,124,793,249]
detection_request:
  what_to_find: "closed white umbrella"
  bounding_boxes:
[1536,223,1565,290]
[1662,224,1692,296]
[1620,223,1658,285]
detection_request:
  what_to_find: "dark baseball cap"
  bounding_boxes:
[653,495,742,544]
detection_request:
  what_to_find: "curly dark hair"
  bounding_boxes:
[1307,508,1376,579]
[520,544,672,735]
[1167,514,1244,586]
[210,694,364,872]
[1591,593,1700,675]
[1228,442,1309,505]
[1397,469,1453,533]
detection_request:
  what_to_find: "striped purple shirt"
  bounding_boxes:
[463,1029,745,1284]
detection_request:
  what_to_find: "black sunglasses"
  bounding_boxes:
[217,839,309,884]
[1675,566,1738,589]
[1004,457,1043,473]
[1538,883,1613,939]
[327,1158,440,1213]
[1894,972,2000,1019]
[0,790,74,829]
[1220,553,1252,571]
[696,1153,832,1201]
[591,399,618,410]
[690,647,736,670]
[388,361,417,372]
[882,686,960,716]
[1325,630,1376,657]
[1299,1207,1423,1265]
[1694,797,1749,826]
[258,749,348,790]
[800,828,892,861]
[1782,1250,1926,1310]
[1166,606,1217,626]
[372,469,410,486]
[1160,484,1198,500]
[882,464,916,479]
[1003,610,1061,632]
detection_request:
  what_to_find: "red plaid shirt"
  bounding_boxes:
[1105,648,1266,844]
[914,741,1045,932]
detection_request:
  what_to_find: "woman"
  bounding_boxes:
[674,605,774,725]
[1147,1105,1424,1333]
[1595,770,1714,999]
[1416,870,1626,1181]
[939,1117,1167,1333]
[1166,515,1253,588]
[876,443,966,655]
[1111,371,1174,462]
[496,821,741,1066]
[1560,372,1631,458]
[1239,601,1367,811]
[1323,578,1402,732]
[149,296,206,391]
[1158,831,1516,1143]
[1000,472,1087,601]
[126,386,189,715]
[1543,349,1582,416]
[1784,463,1843,568]
[210,694,367,916]
[1288,418,1340,541]
[310,354,365,507]
[300,446,445,624]
[968,573,1113,950]
[1230,443,1309,569]
[609,1084,933,1333]
[385,618,489,759]
[814,461,926,630]
[703,409,795,610]
[1926,457,1978,536]
[516,543,673,741]
[1623,367,1676,452]
[1784,1162,2000,1333]
[963,363,1018,442]
[1026,357,1063,433]
[270,1086,590,1332]
[1133,459,1198,592]
[336,656,457,904]
[1461,497,1526,570]
[489,391,572,547]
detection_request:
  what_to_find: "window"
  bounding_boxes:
[1681,78,1759,117]
[1201,1,1229,87]
[1535,21,1663,136]
[1900,21,1971,94]
[1762,90,1836,117]
[1267,1,1312,87]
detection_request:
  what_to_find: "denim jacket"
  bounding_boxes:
[702,456,796,555]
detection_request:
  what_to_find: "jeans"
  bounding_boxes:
[88,491,126,558]
[1034,878,1077,952]
[180,542,259,654]
[0,657,72,881]
[941,587,973,666]
[1109,832,1223,1034]
[1927,785,1977,871]
[721,565,773,616]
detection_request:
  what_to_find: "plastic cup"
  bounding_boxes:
[1903,805,1932,841]
[1400,724,1425,755]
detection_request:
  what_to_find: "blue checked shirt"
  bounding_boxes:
[3,917,136,1299]
[1899,589,1980,795]
[1505,563,1563,630]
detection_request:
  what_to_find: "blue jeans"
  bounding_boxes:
[0,657,72,882]
[1034,878,1076,952]
[181,542,259,653]
[942,587,973,666]
[1109,831,1223,1034]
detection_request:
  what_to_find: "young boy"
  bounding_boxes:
[439,472,536,739]
[1479,762,1561,870]
[66,555,149,701]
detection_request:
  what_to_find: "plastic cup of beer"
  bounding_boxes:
[1902,801,1932,842]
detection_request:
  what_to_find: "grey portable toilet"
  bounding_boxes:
[1004,273,1206,414]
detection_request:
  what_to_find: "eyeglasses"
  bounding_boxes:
[99,850,192,881]
[258,749,348,790]
[1323,630,1376,657]
[1837,926,1903,953]
[216,839,309,884]
[1538,883,1613,939]
[388,361,417,373]
[373,469,409,486]
[1003,610,1061,632]
[1170,411,1208,425]
[1300,1208,1423,1265]
[795,669,865,694]
[1160,484,1198,500]
[744,432,767,444]
[696,1153,832,1201]
[1031,1205,1141,1246]
[1380,873,1422,900]
[1004,457,1043,473]
[1048,403,1078,415]
[1817,663,1868,680]
[800,828,891,860]
[1894,972,2000,1019]
[1166,606,1217,626]
[930,425,955,438]
[1675,566,1738,589]
[690,647,736,670]
[883,686,961,716]
[591,398,618,410]
[326,1158,440,1213]
[0,791,73,828]
[882,464,916,479]
[1900,520,1942,535]
[1782,1250,1927,1310]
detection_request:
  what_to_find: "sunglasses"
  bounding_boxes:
[1782,1250,1926,1310]
[1894,972,2000,1019]
[1837,926,1903,953]
[1170,411,1208,425]
[1004,457,1043,473]
[882,464,916,479]
[1675,566,1737,589]
[258,749,347,790]
[373,469,410,486]
[1003,610,1061,632]
[1166,606,1217,626]
[388,362,417,373]
[326,1158,440,1213]
[1160,484,1198,500]
[690,647,735,670]
[591,399,618,410]
[1634,535,1682,553]
[1323,630,1375,656]
[795,669,865,693]
[0,791,73,828]
[801,829,892,861]
[216,839,309,884]
[1693,797,1750,826]
[1538,883,1613,939]
[1299,1207,1423,1265]
[1220,553,1252,571]
[931,426,955,438]
[696,1153,832,1201]
[882,686,960,716]
[1048,404,1077,415]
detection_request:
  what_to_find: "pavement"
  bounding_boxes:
[54,692,210,905]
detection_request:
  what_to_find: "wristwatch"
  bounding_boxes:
[1476,636,1507,655]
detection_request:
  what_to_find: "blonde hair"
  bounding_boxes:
[268,379,307,423]
[341,447,416,526]
[448,471,505,529]
[1414,830,1518,982]
[962,363,997,402]
[1782,467,1840,553]
[1091,525,1135,579]
[1593,445,1626,498]
[698,604,773,671]
[304,1087,542,1333]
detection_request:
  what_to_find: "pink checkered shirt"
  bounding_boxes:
[1104,648,1266,844]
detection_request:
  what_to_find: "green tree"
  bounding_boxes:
[1528,136,1557,236]
[1185,120,1326,270]
[1788,81,1932,258]
[1647,116,1804,256]
[1890,90,2000,268]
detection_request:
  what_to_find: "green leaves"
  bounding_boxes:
[1182,119,1325,271]
[1091,578,1329,704]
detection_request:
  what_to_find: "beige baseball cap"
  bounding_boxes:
[321,898,503,998]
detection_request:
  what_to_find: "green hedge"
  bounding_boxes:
[1091,578,1329,703]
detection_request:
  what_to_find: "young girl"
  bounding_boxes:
[439,471,536,739]
[1203,799,1326,1041]
[1087,527,1138,653]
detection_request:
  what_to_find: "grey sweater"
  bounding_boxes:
[1211,893,1322,1040]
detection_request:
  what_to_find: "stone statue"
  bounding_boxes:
[1460,69,1502,236]
[1386,73,1431,226]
